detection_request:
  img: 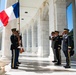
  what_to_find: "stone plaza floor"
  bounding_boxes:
[1,56,76,75]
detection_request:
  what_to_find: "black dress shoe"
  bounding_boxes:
[55,63,61,66]
[52,60,57,63]
[18,62,21,64]
[16,64,19,66]
[64,66,71,68]
[11,67,18,69]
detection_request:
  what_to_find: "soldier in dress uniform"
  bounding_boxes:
[54,31,62,65]
[16,30,22,65]
[62,28,72,68]
[10,28,19,69]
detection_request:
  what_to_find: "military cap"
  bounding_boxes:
[64,28,69,31]
[16,30,20,34]
[51,32,55,34]
[55,31,59,33]
[11,28,16,31]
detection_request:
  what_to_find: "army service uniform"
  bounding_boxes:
[10,33,19,69]
[54,35,62,65]
[62,34,72,67]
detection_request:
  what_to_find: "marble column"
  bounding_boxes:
[37,10,43,57]
[49,0,56,60]
[41,20,49,57]
[37,8,49,57]
[22,32,27,51]
[1,0,17,62]
[1,21,17,61]
[27,26,32,52]
[71,0,76,61]
[24,28,28,51]
[32,21,38,55]
[55,0,67,32]
[32,23,34,53]
[1,25,11,60]
[26,28,28,52]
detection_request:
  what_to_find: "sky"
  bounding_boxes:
[0,0,5,27]
[0,0,73,31]
[67,3,73,31]
[0,0,5,11]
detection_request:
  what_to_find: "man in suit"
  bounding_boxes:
[10,28,19,69]
[54,31,62,65]
[62,28,72,68]
[49,32,57,62]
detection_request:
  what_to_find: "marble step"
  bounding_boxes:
[19,52,38,57]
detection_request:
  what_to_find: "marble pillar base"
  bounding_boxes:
[0,56,10,67]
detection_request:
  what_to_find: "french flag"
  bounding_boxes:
[0,2,19,26]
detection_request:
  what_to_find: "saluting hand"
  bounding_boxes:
[68,50,70,52]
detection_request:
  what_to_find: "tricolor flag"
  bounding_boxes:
[0,2,19,26]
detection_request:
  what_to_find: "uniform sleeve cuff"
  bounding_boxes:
[68,46,71,48]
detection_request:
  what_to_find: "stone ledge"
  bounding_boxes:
[0,67,5,75]
[0,61,9,67]
[0,61,10,75]
[0,70,5,75]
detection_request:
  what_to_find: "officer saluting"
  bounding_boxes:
[10,28,19,69]
[54,31,62,65]
[62,28,72,68]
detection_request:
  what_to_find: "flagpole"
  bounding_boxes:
[18,0,20,33]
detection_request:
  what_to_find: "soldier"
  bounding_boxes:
[16,30,22,65]
[49,32,57,62]
[54,31,62,65]
[62,28,72,68]
[10,28,19,69]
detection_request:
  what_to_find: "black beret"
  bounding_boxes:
[11,28,16,31]
[64,28,69,31]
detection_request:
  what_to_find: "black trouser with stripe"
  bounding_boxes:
[63,50,70,66]
[11,49,18,68]
[16,48,20,63]
[55,49,61,64]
